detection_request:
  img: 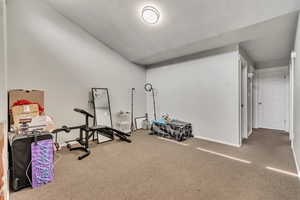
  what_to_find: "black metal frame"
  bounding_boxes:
[67,126,92,160]
[130,88,135,134]
[65,109,95,160]
[144,83,157,120]
[54,108,132,160]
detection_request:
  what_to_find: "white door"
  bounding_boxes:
[257,67,289,131]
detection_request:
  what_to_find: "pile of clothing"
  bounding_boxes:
[151,114,193,141]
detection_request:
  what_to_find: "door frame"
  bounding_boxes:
[247,67,254,137]
[1,1,8,199]
[290,51,296,142]
[239,56,248,141]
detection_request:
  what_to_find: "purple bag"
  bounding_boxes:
[31,139,54,188]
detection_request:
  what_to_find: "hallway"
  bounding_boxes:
[185,128,298,174]
[243,128,297,172]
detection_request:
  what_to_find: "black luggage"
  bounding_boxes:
[8,132,53,191]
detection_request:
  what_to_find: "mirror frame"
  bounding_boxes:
[91,88,113,128]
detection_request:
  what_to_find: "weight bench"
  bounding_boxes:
[54,108,131,160]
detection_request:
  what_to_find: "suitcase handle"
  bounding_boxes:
[25,130,41,145]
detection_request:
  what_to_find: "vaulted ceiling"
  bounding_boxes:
[45,0,300,67]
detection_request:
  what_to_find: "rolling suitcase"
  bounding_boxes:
[8,132,53,191]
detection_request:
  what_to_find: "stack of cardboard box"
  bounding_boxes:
[8,90,52,133]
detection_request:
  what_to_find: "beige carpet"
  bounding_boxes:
[12,129,300,200]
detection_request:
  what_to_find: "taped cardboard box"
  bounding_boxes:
[8,90,44,110]
[8,90,44,129]
[11,104,39,130]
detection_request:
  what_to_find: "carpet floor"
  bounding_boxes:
[11,129,300,200]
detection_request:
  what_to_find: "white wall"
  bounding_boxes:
[146,51,241,146]
[7,0,146,144]
[293,14,300,177]
[0,0,8,199]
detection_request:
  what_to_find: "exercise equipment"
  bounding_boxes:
[64,108,95,160]
[130,88,135,133]
[57,108,131,160]
[52,126,70,151]
[144,83,157,120]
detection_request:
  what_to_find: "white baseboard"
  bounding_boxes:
[194,135,241,148]
[291,143,300,180]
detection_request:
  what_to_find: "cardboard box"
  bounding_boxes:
[8,90,44,130]
[11,104,40,129]
[8,90,44,110]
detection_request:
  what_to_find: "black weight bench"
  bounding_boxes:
[54,108,131,160]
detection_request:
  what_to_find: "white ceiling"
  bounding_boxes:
[240,12,299,68]
[45,0,300,67]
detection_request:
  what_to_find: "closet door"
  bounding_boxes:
[258,67,289,131]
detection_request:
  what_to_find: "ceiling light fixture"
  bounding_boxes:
[142,6,160,24]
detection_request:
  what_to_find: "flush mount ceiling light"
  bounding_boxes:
[142,6,160,24]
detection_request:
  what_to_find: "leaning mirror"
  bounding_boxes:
[91,88,113,128]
